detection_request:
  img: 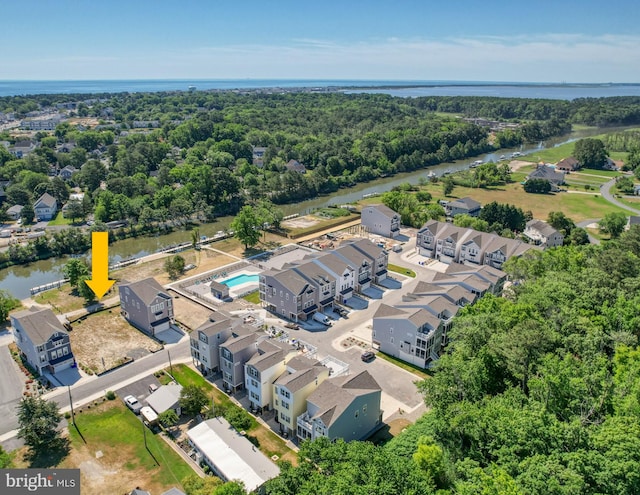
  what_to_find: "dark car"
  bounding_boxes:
[361,351,375,362]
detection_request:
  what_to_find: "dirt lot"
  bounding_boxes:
[70,310,162,374]
[282,216,320,229]
[172,296,214,331]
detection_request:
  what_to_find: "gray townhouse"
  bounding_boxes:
[417,220,536,268]
[523,219,564,248]
[191,314,236,375]
[260,239,388,321]
[245,339,297,413]
[11,307,75,375]
[442,262,507,295]
[373,304,444,368]
[408,281,477,307]
[396,293,461,346]
[361,204,401,238]
[445,197,482,217]
[311,252,356,304]
[296,370,382,443]
[287,259,337,314]
[119,277,174,336]
[220,327,264,393]
[260,268,318,322]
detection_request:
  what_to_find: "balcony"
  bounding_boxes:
[296,412,313,439]
[303,304,318,314]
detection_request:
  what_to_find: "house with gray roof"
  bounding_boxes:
[160,488,186,495]
[191,313,236,375]
[372,304,444,368]
[119,277,174,336]
[524,219,564,248]
[34,192,58,221]
[6,204,23,220]
[273,356,329,437]
[297,370,382,442]
[220,327,263,393]
[10,307,75,375]
[526,165,566,191]
[361,203,401,238]
[145,382,183,416]
[445,197,482,217]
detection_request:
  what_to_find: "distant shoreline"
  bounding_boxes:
[1,79,639,99]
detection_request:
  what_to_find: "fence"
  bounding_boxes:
[30,278,70,296]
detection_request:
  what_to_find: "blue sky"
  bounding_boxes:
[2,0,639,82]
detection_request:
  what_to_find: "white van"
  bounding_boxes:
[312,312,331,325]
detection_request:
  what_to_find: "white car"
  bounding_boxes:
[123,395,142,414]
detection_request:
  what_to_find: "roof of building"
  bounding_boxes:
[307,370,381,428]
[129,490,151,495]
[187,417,280,492]
[160,488,186,495]
[407,308,443,329]
[145,382,183,415]
[525,219,561,239]
[120,277,171,305]
[527,165,565,184]
[556,157,579,170]
[10,306,67,345]
[276,366,326,393]
[372,304,407,319]
[195,315,234,337]
[447,196,482,211]
[246,340,294,372]
[263,269,313,296]
[285,159,306,173]
[346,238,385,260]
[34,192,57,208]
[7,205,23,214]
[363,204,399,219]
[221,332,258,354]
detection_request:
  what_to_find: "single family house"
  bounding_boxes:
[119,277,174,336]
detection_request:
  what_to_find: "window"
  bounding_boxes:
[151,302,165,313]
[280,389,291,399]
[251,379,258,388]
[282,401,289,410]
[354,409,359,418]
[363,404,367,414]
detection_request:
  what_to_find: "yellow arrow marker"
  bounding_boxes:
[86,232,115,299]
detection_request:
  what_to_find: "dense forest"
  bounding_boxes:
[1,92,637,226]
[264,226,640,495]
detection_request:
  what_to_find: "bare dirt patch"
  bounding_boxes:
[282,216,321,229]
[70,310,162,374]
[172,296,213,331]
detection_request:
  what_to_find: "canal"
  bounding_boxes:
[0,126,626,299]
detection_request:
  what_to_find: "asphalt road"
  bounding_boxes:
[600,177,640,215]
[0,338,192,439]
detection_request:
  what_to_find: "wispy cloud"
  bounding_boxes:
[5,34,640,82]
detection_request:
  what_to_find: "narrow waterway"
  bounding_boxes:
[0,126,629,299]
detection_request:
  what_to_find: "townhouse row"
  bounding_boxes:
[259,238,388,322]
[191,312,382,441]
[417,220,539,268]
[373,262,506,369]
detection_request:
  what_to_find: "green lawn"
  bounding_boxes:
[377,352,431,380]
[48,212,74,226]
[572,169,621,178]
[388,263,416,278]
[421,178,628,223]
[69,401,192,491]
[242,290,261,304]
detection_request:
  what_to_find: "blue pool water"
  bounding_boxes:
[222,274,259,288]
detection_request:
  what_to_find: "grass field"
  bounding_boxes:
[10,401,193,495]
[377,352,431,380]
[242,290,261,304]
[47,212,74,226]
[388,263,416,278]
[425,180,627,222]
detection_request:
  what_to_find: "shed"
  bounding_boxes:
[145,382,183,416]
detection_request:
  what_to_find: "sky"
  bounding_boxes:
[1,0,639,83]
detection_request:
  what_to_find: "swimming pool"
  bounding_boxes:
[221,273,259,288]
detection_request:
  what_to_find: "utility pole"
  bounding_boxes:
[67,385,75,425]
[167,349,174,378]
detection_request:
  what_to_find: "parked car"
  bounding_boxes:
[123,395,142,414]
[337,308,349,318]
[284,322,300,330]
[361,351,375,362]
